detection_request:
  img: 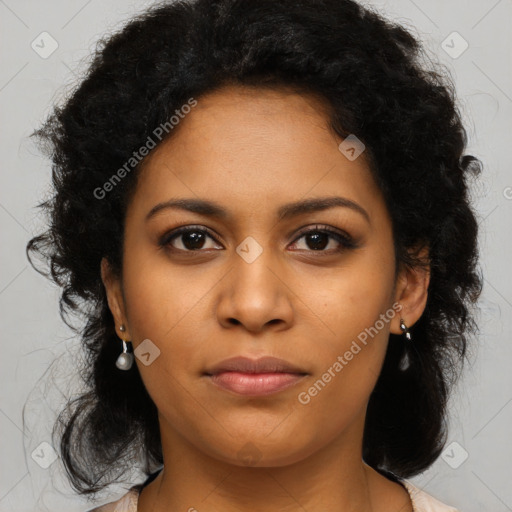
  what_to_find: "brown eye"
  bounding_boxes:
[290,225,357,253]
[159,226,222,252]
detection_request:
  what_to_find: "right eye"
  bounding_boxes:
[159,226,224,252]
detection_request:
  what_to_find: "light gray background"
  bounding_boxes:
[1,0,511,510]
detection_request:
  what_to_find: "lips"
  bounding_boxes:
[205,356,307,375]
[204,356,308,397]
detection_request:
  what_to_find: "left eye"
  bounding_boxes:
[290,226,355,252]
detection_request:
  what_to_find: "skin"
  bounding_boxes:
[101,84,430,512]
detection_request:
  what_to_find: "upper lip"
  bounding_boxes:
[204,356,307,376]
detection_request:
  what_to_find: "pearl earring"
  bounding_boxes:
[116,324,134,370]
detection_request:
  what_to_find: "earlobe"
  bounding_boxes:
[100,257,129,338]
[391,247,430,335]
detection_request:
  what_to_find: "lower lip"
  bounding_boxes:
[208,372,306,396]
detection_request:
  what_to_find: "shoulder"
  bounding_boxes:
[401,480,460,512]
[87,488,139,512]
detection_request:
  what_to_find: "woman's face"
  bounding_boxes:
[103,85,415,466]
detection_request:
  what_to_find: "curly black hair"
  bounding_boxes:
[26,0,483,496]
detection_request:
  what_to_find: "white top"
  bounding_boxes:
[89,479,459,511]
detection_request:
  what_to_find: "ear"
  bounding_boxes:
[100,257,131,341]
[390,246,430,335]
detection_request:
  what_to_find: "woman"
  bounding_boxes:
[26,0,482,510]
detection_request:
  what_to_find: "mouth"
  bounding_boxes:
[203,356,308,397]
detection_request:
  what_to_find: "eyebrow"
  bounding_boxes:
[145,196,370,223]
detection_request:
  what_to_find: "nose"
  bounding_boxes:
[216,244,294,334]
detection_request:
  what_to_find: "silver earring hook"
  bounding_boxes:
[399,319,412,341]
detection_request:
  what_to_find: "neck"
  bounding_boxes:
[137,413,410,512]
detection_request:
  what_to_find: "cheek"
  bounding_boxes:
[118,252,199,385]
[313,249,396,344]
[293,298,393,448]
[301,248,396,404]
[122,246,209,341]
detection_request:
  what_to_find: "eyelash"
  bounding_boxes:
[159,224,357,254]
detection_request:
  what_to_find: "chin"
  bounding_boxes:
[199,429,319,468]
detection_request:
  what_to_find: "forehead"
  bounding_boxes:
[128,84,386,224]
[178,84,335,148]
